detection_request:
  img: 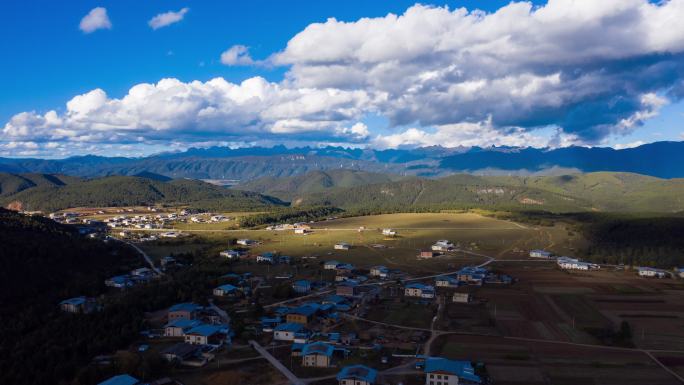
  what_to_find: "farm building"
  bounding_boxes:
[274,322,306,341]
[452,292,473,303]
[213,284,243,298]
[529,249,553,259]
[164,319,201,337]
[335,242,352,250]
[419,250,437,259]
[301,342,335,367]
[219,249,241,259]
[370,265,390,279]
[557,256,600,271]
[168,303,202,321]
[337,365,378,385]
[404,283,435,299]
[337,280,360,297]
[256,252,276,264]
[435,276,459,288]
[59,296,99,314]
[324,260,341,270]
[456,267,487,285]
[286,305,318,325]
[382,228,397,236]
[292,279,312,294]
[431,240,454,252]
[184,324,230,346]
[237,239,256,246]
[294,228,311,234]
[424,357,481,385]
[161,343,202,364]
[638,267,670,278]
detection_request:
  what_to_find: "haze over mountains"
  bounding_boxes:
[2,141,684,182]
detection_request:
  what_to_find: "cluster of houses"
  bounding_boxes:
[402,266,510,304]
[262,297,353,342]
[534,249,684,279]
[416,239,456,259]
[266,222,313,234]
[103,210,230,230]
[161,302,232,366]
[105,267,157,289]
[556,256,600,271]
[329,356,482,385]
[530,249,601,271]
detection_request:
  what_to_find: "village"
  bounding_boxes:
[54,211,684,385]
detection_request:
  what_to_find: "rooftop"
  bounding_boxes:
[216,284,239,292]
[424,357,481,383]
[186,324,226,337]
[275,322,305,332]
[60,296,87,306]
[302,342,334,357]
[169,302,201,313]
[165,319,201,329]
[337,365,378,383]
[97,374,139,385]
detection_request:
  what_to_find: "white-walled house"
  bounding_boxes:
[431,240,454,252]
[530,249,552,259]
[423,357,481,385]
[274,322,306,341]
[405,283,435,299]
[557,256,600,271]
[638,267,670,278]
[219,250,241,259]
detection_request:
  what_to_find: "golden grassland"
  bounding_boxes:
[136,212,584,273]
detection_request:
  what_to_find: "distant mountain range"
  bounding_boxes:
[2,141,684,181]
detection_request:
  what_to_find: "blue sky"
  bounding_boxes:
[2,0,683,157]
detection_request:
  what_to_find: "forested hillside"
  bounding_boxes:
[0,173,80,197]
[236,169,405,201]
[0,175,286,212]
[0,209,143,385]
[265,171,684,213]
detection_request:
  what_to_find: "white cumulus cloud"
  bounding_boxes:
[6,1,684,156]
[149,7,189,30]
[221,45,255,66]
[79,7,112,33]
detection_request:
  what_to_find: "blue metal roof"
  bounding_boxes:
[424,357,481,383]
[302,342,334,357]
[97,374,139,385]
[275,322,305,332]
[406,282,433,290]
[336,365,377,383]
[186,324,226,337]
[323,295,346,304]
[293,279,311,287]
[289,305,317,317]
[169,302,201,313]
[165,319,201,328]
[60,296,87,306]
[216,284,239,292]
[260,316,282,324]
